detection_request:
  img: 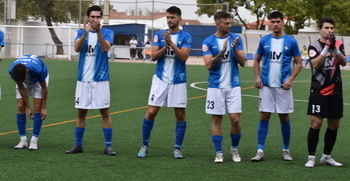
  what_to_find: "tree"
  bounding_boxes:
[16,0,93,55]
[195,0,350,35]
[101,3,117,12]
[195,0,273,30]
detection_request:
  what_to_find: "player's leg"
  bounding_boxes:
[138,75,167,157]
[305,94,328,167]
[173,108,186,159]
[319,118,342,166]
[28,78,49,150]
[65,109,87,154]
[14,98,28,149]
[320,95,343,166]
[100,108,116,156]
[168,83,187,158]
[229,113,241,162]
[66,81,89,154]
[278,113,292,161]
[227,87,242,162]
[212,115,224,163]
[206,88,225,163]
[137,106,160,158]
[27,97,44,150]
[251,112,270,162]
[276,88,294,160]
[14,83,31,149]
[252,87,274,162]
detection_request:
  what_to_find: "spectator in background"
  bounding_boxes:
[301,45,311,68]
[143,41,152,61]
[129,37,138,60]
[137,39,144,60]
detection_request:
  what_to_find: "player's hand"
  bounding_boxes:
[282,79,292,90]
[83,17,90,33]
[91,20,101,32]
[27,108,34,119]
[255,77,263,89]
[222,37,229,53]
[326,32,335,48]
[162,31,172,46]
[41,108,47,120]
[230,37,239,49]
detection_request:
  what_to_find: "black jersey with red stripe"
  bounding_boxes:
[308,40,345,95]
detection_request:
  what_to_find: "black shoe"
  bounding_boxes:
[66,145,83,154]
[104,146,116,156]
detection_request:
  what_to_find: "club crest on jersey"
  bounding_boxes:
[154,35,159,43]
[202,44,209,52]
[178,41,181,45]
[309,49,316,58]
[284,46,289,50]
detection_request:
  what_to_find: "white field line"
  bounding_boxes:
[190,81,350,105]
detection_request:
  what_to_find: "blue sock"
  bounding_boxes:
[257,120,269,150]
[16,114,26,136]
[281,120,291,150]
[103,128,113,147]
[32,113,43,137]
[75,127,85,147]
[212,135,223,154]
[174,121,187,150]
[142,118,154,146]
[230,133,241,148]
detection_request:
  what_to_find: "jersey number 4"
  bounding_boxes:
[207,100,215,109]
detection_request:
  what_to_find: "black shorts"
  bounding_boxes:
[307,94,343,119]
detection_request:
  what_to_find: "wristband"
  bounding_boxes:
[334,48,341,56]
[320,46,329,57]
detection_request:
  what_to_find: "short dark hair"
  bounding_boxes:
[268,11,283,20]
[87,5,103,17]
[12,63,27,82]
[318,17,335,29]
[166,6,181,16]
[214,11,231,22]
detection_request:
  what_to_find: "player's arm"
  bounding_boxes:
[97,32,112,53]
[282,55,302,90]
[39,81,48,120]
[253,54,263,89]
[167,43,191,62]
[74,32,87,52]
[203,38,228,70]
[336,44,347,66]
[231,37,246,67]
[203,51,225,70]
[16,81,33,118]
[74,18,89,52]
[235,49,246,67]
[151,45,167,61]
[163,31,191,62]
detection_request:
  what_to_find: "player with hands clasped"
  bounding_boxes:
[9,55,49,150]
[202,11,246,163]
[66,5,116,156]
[251,11,302,162]
[137,6,192,159]
[305,17,347,168]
